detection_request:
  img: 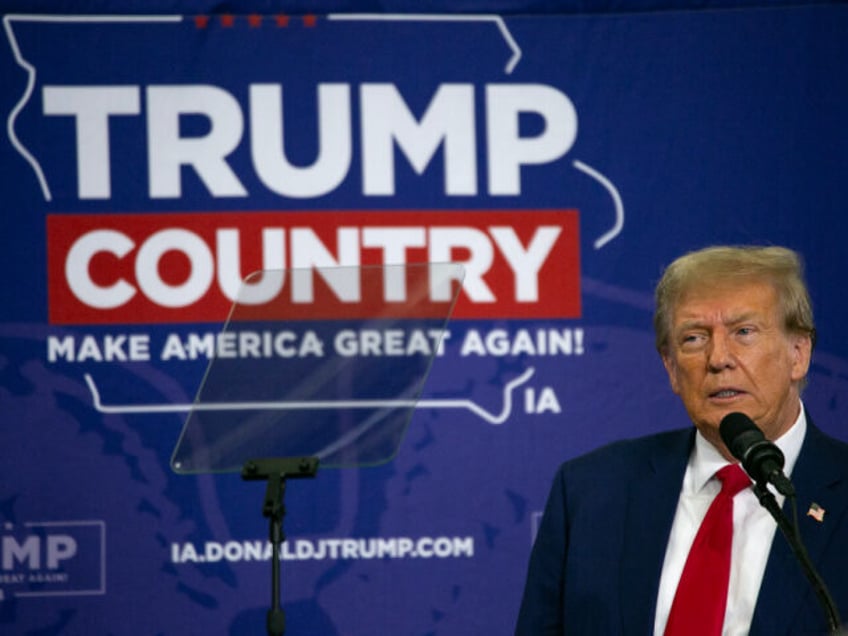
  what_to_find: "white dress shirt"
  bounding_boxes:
[653,406,806,636]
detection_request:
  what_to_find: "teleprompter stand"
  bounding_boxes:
[242,457,319,636]
[170,264,464,635]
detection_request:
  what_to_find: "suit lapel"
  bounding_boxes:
[750,421,848,634]
[619,429,694,634]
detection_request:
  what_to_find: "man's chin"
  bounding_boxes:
[703,403,755,429]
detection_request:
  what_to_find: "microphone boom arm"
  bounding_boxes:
[751,481,842,634]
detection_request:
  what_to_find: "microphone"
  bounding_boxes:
[719,412,795,497]
[720,412,843,632]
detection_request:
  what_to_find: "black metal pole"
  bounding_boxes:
[752,482,841,633]
[242,457,319,636]
[267,476,286,636]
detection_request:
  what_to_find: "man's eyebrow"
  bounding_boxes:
[675,312,763,332]
[674,319,707,332]
[722,311,763,326]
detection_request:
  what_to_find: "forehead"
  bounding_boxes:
[672,280,780,325]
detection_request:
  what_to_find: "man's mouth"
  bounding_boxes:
[710,389,744,399]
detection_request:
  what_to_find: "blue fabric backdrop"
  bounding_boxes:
[1,3,847,634]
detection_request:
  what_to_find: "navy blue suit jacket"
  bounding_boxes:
[515,419,848,635]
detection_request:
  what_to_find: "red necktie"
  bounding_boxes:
[664,464,751,636]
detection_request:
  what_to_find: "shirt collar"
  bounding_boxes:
[689,402,807,493]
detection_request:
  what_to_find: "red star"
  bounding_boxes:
[275,14,290,27]
[194,15,210,29]
[303,14,317,27]
[248,14,263,28]
[220,14,235,28]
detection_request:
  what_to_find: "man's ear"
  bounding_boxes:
[661,351,681,395]
[790,333,813,383]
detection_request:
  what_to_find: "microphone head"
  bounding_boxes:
[719,411,785,481]
[719,412,763,462]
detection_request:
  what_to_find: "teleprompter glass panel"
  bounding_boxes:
[171,263,463,473]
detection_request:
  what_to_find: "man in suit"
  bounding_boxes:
[515,245,848,635]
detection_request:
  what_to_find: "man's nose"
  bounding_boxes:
[707,332,736,370]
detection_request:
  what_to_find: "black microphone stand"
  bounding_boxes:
[751,480,842,634]
[242,457,319,636]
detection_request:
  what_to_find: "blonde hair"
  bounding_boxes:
[653,245,815,354]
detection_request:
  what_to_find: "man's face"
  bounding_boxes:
[661,280,812,458]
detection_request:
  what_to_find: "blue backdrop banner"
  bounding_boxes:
[1,5,847,634]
